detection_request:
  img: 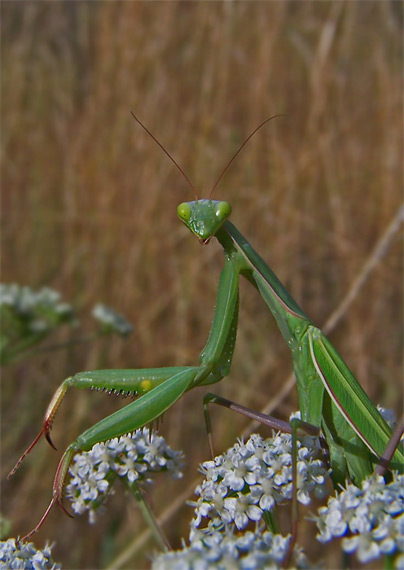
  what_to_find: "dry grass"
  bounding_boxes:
[1,3,403,569]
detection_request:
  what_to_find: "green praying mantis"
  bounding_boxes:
[9,114,404,541]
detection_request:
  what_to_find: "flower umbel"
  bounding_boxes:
[152,526,310,570]
[315,472,404,566]
[191,432,329,532]
[0,284,74,330]
[0,284,75,364]
[66,428,184,523]
[0,539,61,570]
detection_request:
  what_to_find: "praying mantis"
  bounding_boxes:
[9,115,404,541]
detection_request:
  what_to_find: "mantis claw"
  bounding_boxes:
[19,445,76,540]
[19,490,74,542]
[56,497,75,519]
[8,420,58,479]
[20,496,57,542]
[44,427,57,451]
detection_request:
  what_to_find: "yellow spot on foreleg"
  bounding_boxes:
[140,379,153,393]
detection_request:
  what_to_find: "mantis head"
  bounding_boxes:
[177,200,231,244]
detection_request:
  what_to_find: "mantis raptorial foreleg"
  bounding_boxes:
[9,255,240,538]
[9,115,403,543]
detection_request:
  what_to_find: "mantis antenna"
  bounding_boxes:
[209,114,286,198]
[131,111,285,201]
[130,111,199,201]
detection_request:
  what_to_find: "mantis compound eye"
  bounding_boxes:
[177,202,192,222]
[215,201,231,221]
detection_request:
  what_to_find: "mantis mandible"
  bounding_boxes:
[9,114,404,540]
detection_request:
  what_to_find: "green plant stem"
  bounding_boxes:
[127,481,171,553]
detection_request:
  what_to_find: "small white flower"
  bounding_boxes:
[92,304,133,337]
[377,406,397,429]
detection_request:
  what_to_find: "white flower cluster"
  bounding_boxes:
[191,432,329,532]
[92,303,133,337]
[315,472,404,566]
[0,284,74,332]
[152,526,310,570]
[0,539,61,570]
[66,428,184,523]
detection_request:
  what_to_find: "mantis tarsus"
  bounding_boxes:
[9,114,404,541]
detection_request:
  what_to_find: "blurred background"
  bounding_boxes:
[1,2,403,568]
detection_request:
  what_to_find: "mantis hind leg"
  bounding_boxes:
[203,392,323,567]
